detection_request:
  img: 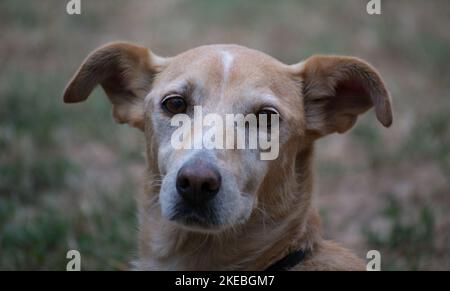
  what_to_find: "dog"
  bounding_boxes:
[63,42,393,271]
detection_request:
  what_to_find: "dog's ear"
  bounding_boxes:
[291,55,393,138]
[63,42,170,131]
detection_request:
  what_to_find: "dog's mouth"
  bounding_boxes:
[169,203,222,232]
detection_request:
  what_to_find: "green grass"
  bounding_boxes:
[398,111,450,173]
[0,191,136,270]
[364,196,435,271]
[1,0,449,271]
[351,121,386,168]
[1,206,69,270]
[0,0,42,28]
[0,68,139,270]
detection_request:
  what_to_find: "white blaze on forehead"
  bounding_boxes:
[221,51,234,77]
[219,51,234,97]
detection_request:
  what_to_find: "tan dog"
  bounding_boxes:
[63,42,393,271]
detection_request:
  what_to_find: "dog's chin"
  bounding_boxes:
[170,217,228,234]
[166,206,249,234]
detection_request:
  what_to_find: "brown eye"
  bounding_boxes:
[257,108,279,127]
[162,95,187,114]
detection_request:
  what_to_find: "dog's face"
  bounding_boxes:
[147,46,306,231]
[64,43,393,233]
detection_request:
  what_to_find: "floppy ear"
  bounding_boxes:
[292,55,393,138]
[63,42,170,131]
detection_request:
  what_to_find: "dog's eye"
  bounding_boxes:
[162,95,187,114]
[257,108,279,127]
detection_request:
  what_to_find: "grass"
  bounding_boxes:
[0,67,139,270]
[364,196,435,271]
[0,190,136,270]
[1,0,449,270]
[399,111,450,173]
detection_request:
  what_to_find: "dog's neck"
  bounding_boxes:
[136,145,322,270]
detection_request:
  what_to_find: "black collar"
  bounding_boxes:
[264,249,309,271]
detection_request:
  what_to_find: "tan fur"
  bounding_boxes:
[63,42,393,271]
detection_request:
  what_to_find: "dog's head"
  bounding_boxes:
[64,42,392,233]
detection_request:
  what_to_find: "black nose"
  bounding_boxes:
[176,160,221,206]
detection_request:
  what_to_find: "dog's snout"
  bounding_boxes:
[176,160,221,206]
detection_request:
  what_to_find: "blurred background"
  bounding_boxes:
[0,0,449,270]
